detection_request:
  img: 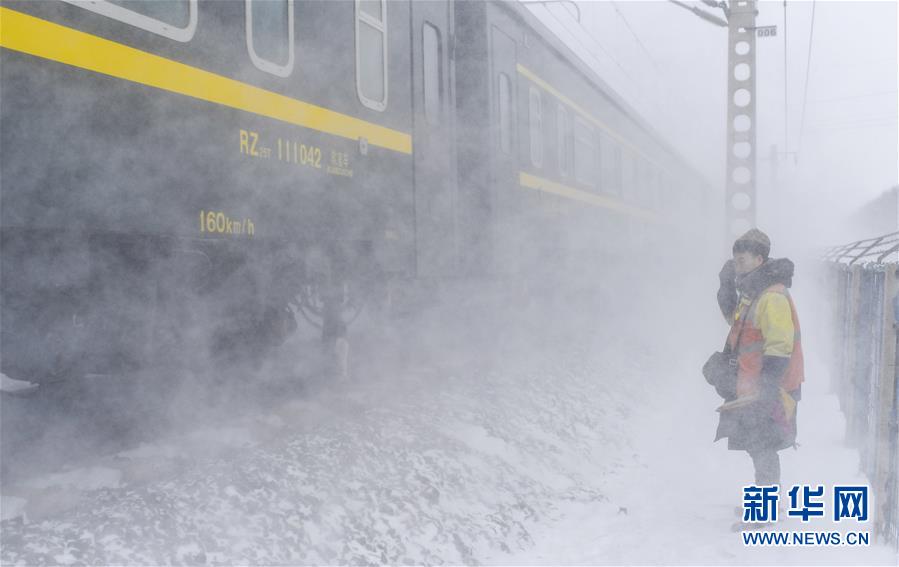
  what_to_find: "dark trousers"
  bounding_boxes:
[748,391,800,486]
[748,448,781,486]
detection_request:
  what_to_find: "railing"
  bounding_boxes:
[825,234,899,550]
[822,230,899,265]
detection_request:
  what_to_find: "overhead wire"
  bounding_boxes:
[541,1,688,138]
[783,0,788,155]
[810,121,898,134]
[796,0,817,162]
[610,0,660,71]
[538,0,694,121]
[804,111,899,134]
[540,3,637,85]
[605,1,703,130]
[800,90,899,105]
[810,114,899,128]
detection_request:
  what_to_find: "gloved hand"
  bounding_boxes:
[718,259,736,285]
[717,259,738,319]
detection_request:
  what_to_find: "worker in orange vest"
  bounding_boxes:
[715,229,805,489]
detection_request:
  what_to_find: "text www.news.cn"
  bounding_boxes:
[742,530,869,546]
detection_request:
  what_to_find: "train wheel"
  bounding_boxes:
[291,271,365,381]
[320,280,350,381]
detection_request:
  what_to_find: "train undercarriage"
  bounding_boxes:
[0,228,378,386]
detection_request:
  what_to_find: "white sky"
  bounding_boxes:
[526,0,898,243]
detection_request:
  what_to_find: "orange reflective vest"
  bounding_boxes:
[726,283,804,398]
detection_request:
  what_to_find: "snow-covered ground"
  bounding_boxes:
[1,336,647,564]
[503,356,897,565]
[1,275,896,565]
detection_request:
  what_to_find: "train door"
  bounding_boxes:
[411,0,457,278]
[489,25,518,276]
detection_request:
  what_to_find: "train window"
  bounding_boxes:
[557,105,571,177]
[423,22,442,125]
[594,131,603,191]
[529,87,543,168]
[599,133,613,193]
[611,145,623,196]
[631,159,641,204]
[615,147,634,199]
[636,160,649,206]
[658,171,666,210]
[645,167,654,209]
[62,0,197,42]
[498,73,513,154]
[358,0,383,21]
[356,0,388,111]
[573,116,593,185]
[246,0,294,77]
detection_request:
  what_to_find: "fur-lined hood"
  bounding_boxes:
[737,258,794,298]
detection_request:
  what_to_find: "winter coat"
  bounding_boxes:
[714,258,805,452]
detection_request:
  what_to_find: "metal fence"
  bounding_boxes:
[825,235,899,550]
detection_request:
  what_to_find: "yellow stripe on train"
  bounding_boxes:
[0,7,412,155]
[518,171,659,221]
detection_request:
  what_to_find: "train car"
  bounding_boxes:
[0,0,452,381]
[454,1,711,285]
[0,0,711,385]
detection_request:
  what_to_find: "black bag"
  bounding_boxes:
[704,296,757,401]
[703,349,738,401]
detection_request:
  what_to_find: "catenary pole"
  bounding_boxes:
[725,0,759,236]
